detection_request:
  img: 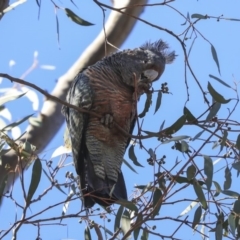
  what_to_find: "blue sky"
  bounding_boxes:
[0,0,240,239]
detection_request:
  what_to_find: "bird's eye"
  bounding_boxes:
[143,69,158,81]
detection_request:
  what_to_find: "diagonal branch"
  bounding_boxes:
[0,0,147,194]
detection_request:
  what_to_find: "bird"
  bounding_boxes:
[62,40,175,208]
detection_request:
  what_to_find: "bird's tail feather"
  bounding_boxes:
[82,155,127,208]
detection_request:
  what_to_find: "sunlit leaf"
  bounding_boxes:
[220,130,228,152]
[154,91,162,114]
[138,93,152,118]
[1,0,27,15]
[208,82,230,104]
[209,74,231,88]
[26,158,42,205]
[84,226,92,240]
[193,179,207,210]
[228,214,236,237]
[62,189,74,216]
[114,205,124,231]
[204,156,213,191]
[51,146,71,158]
[65,8,94,26]
[3,114,34,131]
[187,165,196,181]
[134,213,143,240]
[192,205,202,229]
[181,140,189,153]
[211,44,221,74]
[0,92,26,106]
[128,145,143,167]
[162,135,190,144]
[165,115,187,135]
[178,201,198,218]
[224,166,232,190]
[117,199,138,212]
[121,210,131,236]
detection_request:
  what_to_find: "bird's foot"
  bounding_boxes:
[100,114,113,128]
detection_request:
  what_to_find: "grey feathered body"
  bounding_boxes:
[62,40,175,207]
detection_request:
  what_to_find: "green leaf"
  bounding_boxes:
[128,145,143,167]
[213,181,222,197]
[138,93,152,118]
[65,8,94,26]
[223,166,232,190]
[209,74,231,88]
[233,200,240,214]
[121,210,131,236]
[206,101,221,121]
[221,190,239,198]
[191,13,208,19]
[211,44,221,74]
[184,107,197,122]
[165,115,187,135]
[154,91,162,114]
[134,213,143,240]
[159,120,165,131]
[84,226,92,240]
[193,179,207,210]
[0,92,26,106]
[204,156,213,191]
[181,140,189,153]
[3,114,34,131]
[141,227,149,240]
[236,134,240,150]
[114,205,124,232]
[208,82,230,104]
[232,162,240,171]
[192,130,205,141]
[215,221,223,240]
[220,130,228,152]
[117,199,138,212]
[192,205,202,229]
[162,135,190,144]
[123,159,138,174]
[228,214,236,237]
[152,188,162,218]
[26,158,42,205]
[187,165,196,181]
[142,130,160,138]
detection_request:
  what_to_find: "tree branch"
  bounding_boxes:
[0,0,147,194]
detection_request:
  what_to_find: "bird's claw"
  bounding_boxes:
[100,114,113,128]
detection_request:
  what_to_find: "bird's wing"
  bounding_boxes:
[61,72,93,183]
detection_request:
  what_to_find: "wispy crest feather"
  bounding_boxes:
[141,40,176,64]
